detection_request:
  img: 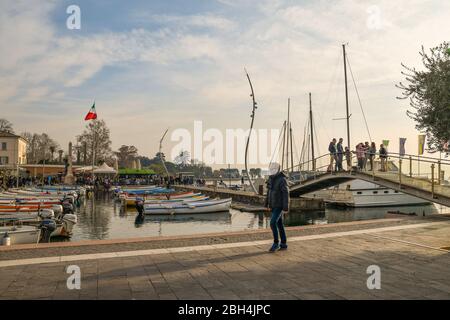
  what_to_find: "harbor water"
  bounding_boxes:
[65,193,450,242]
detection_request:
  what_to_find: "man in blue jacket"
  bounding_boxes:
[265,162,289,252]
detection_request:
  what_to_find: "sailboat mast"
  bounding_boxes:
[343,44,351,149]
[309,93,315,171]
[281,121,286,170]
[286,98,290,174]
[290,123,294,175]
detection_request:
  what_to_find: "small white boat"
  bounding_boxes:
[143,198,232,215]
[143,195,209,204]
[0,225,41,245]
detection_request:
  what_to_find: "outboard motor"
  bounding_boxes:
[38,209,55,220]
[62,201,74,214]
[52,205,63,215]
[39,219,57,243]
[64,195,75,205]
[60,214,77,237]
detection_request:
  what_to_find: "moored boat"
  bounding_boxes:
[143,198,232,215]
[0,225,41,245]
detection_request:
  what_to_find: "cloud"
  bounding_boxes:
[136,13,236,32]
[2,0,450,165]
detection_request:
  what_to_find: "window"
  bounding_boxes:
[357,191,363,195]
[0,156,8,165]
[384,191,389,194]
[1,142,6,150]
[373,191,378,194]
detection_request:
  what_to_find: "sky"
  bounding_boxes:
[1,0,449,169]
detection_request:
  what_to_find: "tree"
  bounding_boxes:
[21,132,59,163]
[114,145,139,168]
[77,120,112,165]
[397,42,450,151]
[0,119,14,133]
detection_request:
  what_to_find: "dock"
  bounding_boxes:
[1,214,450,300]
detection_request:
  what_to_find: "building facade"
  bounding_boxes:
[0,131,28,168]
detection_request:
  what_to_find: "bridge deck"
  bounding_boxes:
[291,170,450,207]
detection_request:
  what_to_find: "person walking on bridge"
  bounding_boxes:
[336,138,344,171]
[265,162,289,252]
[379,144,388,172]
[328,138,337,172]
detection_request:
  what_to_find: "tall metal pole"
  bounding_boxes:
[286,98,290,174]
[290,124,294,175]
[309,93,315,171]
[92,126,96,185]
[281,121,286,170]
[343,44,351,150]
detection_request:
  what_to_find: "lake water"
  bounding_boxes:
[65,192,450,242]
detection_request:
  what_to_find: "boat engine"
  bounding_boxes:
[60,214,77,236]
[38,209,55,220]
[62,201,74,214]
[64,195,75,204]
[52,204,63,215]
[39,219,57,243]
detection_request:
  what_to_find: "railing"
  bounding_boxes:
[285,150,450,201]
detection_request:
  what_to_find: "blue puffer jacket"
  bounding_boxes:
[265,171,289,211]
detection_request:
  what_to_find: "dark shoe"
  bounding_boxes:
[269,243,280,252]
[280,243,288,250]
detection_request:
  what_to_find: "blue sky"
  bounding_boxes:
[1,0,449,168]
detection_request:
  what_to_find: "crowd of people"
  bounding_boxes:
[328,138,389,172]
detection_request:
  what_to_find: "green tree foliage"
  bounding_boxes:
[397,42,450,151]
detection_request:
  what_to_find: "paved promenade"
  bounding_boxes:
[1,215,450,300]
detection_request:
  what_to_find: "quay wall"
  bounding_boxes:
[173,185,324,212]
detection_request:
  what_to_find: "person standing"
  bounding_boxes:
[345,146,352,171]
[369,142,377,171]
[363,142,370,170]
[379,144,388,172]
[328,139,337,172]
[265,162,289,252]
[336,138,344,171]
[356,143,365,170]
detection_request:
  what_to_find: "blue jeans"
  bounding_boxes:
[270,207,287,244]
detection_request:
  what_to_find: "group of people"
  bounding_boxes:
[328,139,389,172]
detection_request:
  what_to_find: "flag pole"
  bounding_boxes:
[92,124,96,186]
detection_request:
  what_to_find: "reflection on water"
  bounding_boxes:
[69,192,450,241]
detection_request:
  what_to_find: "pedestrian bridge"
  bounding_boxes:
[287,152,450,207]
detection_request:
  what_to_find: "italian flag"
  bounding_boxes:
[84,102,97,121]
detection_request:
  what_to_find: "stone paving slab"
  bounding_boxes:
[1,218,450,300]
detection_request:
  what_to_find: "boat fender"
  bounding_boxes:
[2,232,10,246]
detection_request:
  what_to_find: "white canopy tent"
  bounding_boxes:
[74,165,97,173]
[93,162,117,175]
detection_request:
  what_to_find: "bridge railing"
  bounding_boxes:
[285,150,450,200]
